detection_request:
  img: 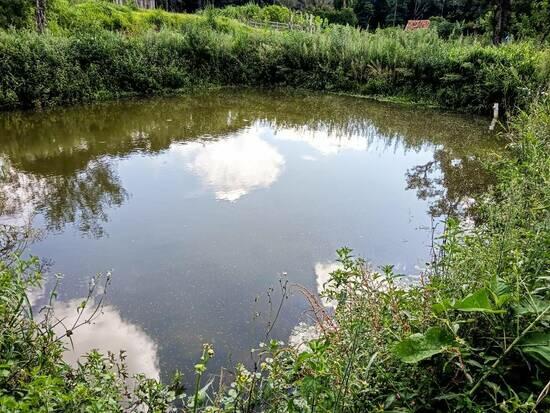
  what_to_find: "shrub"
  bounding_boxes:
[308,7,358,27]
[211,3,323,27]
[1,12,548,113]
[0,0,33,30]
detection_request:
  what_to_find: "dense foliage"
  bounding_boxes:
[0,1,548,113]
[33,0,550,42]
[0,0,32,29]
[1,92,548,412]
[206,4,323,27]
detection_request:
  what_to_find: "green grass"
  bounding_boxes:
[0,0,548,113]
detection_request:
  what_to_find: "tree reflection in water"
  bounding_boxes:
[0,89,502,238]
[406,148,498,219]
[38,160,128,237]
[1,156,127,237]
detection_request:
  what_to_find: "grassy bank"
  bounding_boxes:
[1,92,548,411]
[1,1,549,113]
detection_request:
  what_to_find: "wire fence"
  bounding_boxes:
[244,19,319,33]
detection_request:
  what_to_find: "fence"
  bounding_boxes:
[113,0,155,9]
[244,19,319,33]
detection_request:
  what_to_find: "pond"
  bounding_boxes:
[0,89,502,383]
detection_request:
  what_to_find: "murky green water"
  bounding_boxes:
[0,90,501,382]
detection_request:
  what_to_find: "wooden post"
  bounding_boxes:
[489,102,499,131]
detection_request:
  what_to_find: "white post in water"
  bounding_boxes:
[489,102,499,131]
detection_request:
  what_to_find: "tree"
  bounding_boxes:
[492,0,511,44]
[386,0,407,25]
[411,0,429,19]
[354,0,375,27]
[351,0,389,28]
[372,0,390,27]
[512,0,550,41]
[35,0,46,32]
[530,0,550,41]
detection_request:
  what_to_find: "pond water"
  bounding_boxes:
[0,89,501,383]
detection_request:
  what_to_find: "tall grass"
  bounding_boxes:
[0,0,548,112]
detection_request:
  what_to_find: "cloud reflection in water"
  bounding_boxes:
[288,262,341,351]
[273,125,373,156]
[171,127,285,202]
[53,300,160,380]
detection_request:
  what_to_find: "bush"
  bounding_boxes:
[308,7,357,27]
[1,9,548,113]
[0,0,33,30]
[48,0,206,34]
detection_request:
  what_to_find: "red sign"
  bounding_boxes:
[405,20,431,31]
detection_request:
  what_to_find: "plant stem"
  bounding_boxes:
[193,372,202,413]
[469,304,550,396]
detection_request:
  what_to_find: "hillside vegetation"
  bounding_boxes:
[0,1,549,113]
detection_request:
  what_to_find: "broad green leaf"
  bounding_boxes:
[494,293,511,308]
[453,288,505,313]
[393,327,456,364]
[514,298,550,317]
[519,332,550,367]
[489,276,509,297]
[432,299,453,314]
[433,287,507,314]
